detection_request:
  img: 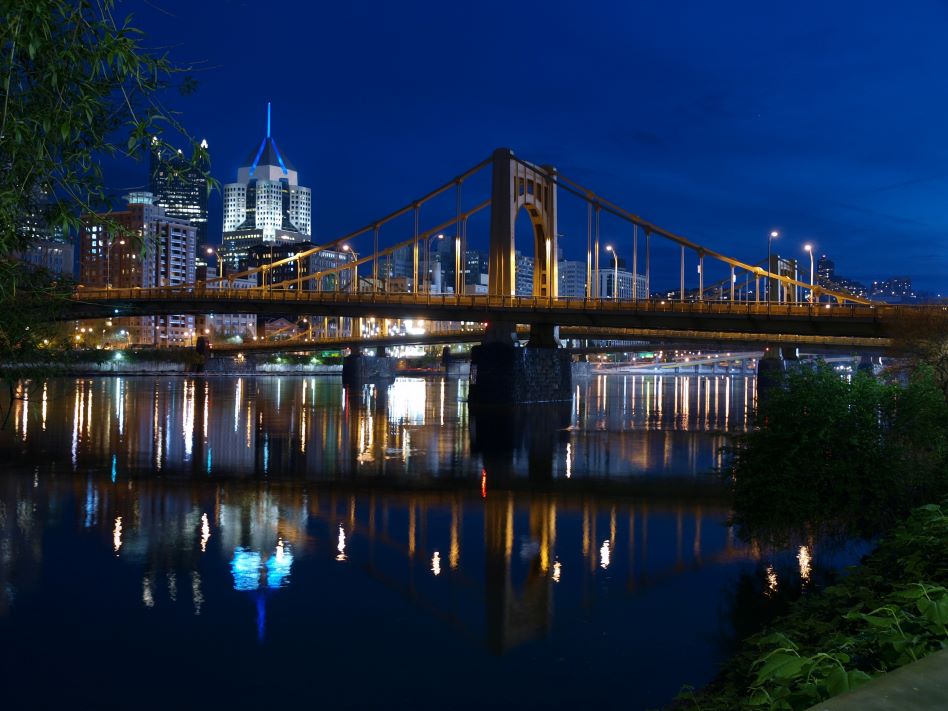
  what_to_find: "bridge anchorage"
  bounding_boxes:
[67,146,914,402]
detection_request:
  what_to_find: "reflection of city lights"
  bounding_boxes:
[200,513,210,552]
[231,549,262,591]
[797,546,812,584]
[600,540,611,569]
[266,539,293,588]
[552,560,562,582]
[431,551,441,576]
[766,564,778,596]
[142,574,155,608]
[336,525,347,561]
[191,571,203,616]
[565,442,572,479]
[113,516,122,553]
[481,469,487,499]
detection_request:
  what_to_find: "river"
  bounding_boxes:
[0,374,856,709]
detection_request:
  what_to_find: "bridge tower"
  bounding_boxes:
[488,148,558,298]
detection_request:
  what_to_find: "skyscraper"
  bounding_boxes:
[149,138,209,244]
[222,104,312,270]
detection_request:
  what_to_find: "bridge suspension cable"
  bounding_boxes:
[510,156,869,305]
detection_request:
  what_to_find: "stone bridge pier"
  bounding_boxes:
[342,345,395,385]
[468,323,573,405]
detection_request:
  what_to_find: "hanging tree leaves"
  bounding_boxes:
[0,0,210,264]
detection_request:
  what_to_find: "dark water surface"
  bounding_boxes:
[0,375,855,709]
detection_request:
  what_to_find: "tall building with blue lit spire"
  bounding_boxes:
[222,104,312,269]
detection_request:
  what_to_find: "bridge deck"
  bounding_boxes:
[65,287,928,341]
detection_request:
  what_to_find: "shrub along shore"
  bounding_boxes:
[674,501,948,710]
[673,363,948,710]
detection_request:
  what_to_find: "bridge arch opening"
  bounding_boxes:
[513,203,553,297]
[488,148,558,298]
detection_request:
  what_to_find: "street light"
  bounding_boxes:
[804,243,815,303]
[605,245,619,302]
[767,231,779,303]
[341,244,358,292]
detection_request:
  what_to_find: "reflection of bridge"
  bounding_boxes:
[65,148,930,399]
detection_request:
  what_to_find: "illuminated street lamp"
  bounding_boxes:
[804,243,815,303]
[767,231,779,302]
[605,245,620,302]
[341,244,359,292]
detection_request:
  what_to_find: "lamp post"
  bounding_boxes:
[341,244,358,293]
[605,245,619,302]
[804,243,815,303]
[767,231,779,302]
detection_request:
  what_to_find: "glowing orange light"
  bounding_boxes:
[481,469,487,499]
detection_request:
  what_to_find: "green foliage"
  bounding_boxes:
[0,0,210,258]
[674,502,948,710]
[728,363,948,545]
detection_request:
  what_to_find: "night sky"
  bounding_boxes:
[113,0,948,292]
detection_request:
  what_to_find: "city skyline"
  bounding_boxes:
[98,1,948,293]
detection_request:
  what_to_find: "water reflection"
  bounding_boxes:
[1,375,751,483]
[0,467,860,708]
[0,375,767,708]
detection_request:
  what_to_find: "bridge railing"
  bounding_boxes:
[74,285,923,321]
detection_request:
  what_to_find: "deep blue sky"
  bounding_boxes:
[113,0,948,292]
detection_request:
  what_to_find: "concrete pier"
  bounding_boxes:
[468,323,572,405]
[341,352,395,385]
[756,348,786,401]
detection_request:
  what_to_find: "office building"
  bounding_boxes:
[221,105,311,270]
[597,269,647,301]
[464,249,488,287]
[79,192,196,345]
[515,251,534,296]
[558,260,587,298]
[150,137,209,243]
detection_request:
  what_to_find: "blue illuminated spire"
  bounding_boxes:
[246,102,293,177]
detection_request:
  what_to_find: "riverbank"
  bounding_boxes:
[673,500,948,710]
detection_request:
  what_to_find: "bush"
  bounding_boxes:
[728,363,948,545]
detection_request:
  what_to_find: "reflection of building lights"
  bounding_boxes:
[797,546,812,584]
[552,560,562,582]
[599,540,611,569]
[200,513,210,553]
[113,516,123,553]
[481,469,487,498]
[142,574,155,608]
[231,549,263,591]
[336,525,347,561]
[431,551,441,576]
[191,571,203,616]
[565,442,572,479]
[766,564,779,596]
[266,539,293,588]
